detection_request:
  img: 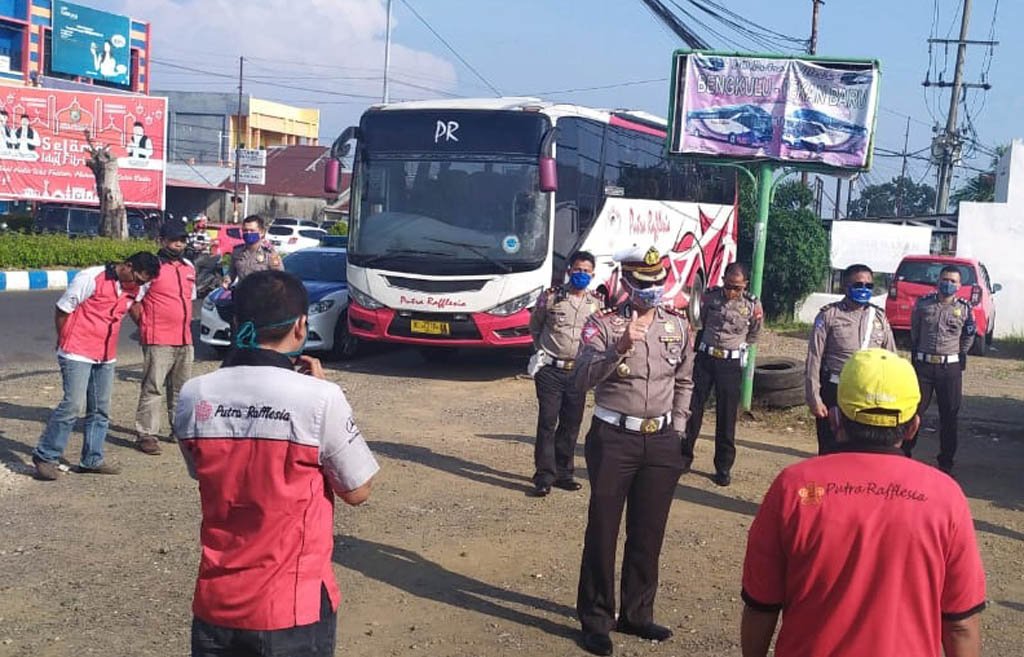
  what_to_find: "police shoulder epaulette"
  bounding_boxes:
[821,301,840,313]
[955,296,973,308]
[661,305,686,318]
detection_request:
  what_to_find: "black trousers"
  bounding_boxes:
[577,419,685,634]
[533,365,585,486]
[682,353,742,475]
[191,586,336,657]
[815,375,839,455]
[903,361,963,469]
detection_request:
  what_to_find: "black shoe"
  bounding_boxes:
[582,632,613,656]
[552,479,582,491]
[712,472,731,487]
[616,620,673,642]
[530,484,551,497]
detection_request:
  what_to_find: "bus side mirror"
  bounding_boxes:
[992,283,1002,294]
[539,157,557,192]
[324,159,340,194]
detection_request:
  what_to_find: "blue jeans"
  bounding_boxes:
[33,357,115,468]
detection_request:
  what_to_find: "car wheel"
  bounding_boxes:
[686,270,705,329]
[754,357,805,392]
[330,311,360,361]
[757,386,805,409]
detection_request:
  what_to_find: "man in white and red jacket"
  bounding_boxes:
[32,252,161,480]
[131,218,196,455]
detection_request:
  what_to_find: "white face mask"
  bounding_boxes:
[624,278,664,308]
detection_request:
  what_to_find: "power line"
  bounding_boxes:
[396,0,501,96]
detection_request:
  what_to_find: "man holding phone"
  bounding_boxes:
[174,270,379,657]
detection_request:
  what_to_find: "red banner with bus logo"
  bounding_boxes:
[0,86,167,208]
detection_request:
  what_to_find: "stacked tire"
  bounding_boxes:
[753,357,805,409]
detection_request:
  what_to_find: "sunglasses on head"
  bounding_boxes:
[849,282,874,290]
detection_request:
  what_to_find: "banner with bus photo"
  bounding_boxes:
[669,52,880,170]
[0,87,167,208]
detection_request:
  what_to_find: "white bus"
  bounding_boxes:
[323,98,738,355]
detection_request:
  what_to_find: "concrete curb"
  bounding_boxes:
[0,269,80,292]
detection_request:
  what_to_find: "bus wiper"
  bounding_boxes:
[426,238,512,273]
[354,249,447,268]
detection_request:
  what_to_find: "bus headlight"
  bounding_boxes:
[349,285,385,310]
[488,287,543,316]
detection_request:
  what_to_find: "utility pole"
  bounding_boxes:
[382,0,393,103]
[802,0,824,189]
[233,56,244,222]
[896,116,911,216]
[834,177,841,219]
[926,0,996,214]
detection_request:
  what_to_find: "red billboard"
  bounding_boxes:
[0,86,167,208]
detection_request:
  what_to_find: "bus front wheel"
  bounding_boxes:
[685,271,705,329]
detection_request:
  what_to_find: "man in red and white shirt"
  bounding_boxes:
[131,218,196,455]
[32,252,161,480]
[741,348,985,657]
[174,270,379,657]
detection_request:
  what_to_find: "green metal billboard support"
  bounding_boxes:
[740,161,775,412]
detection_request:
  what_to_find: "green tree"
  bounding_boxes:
[737,180,829,320]
[950,145,1008,207]
[847,175,936,217]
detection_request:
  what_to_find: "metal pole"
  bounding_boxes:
[897,116,911,216]
[935,0,972,214]
[834,177,841,219]
[741,161,774,411]
[382,0,393,103]
[233,56,244,222]
[802,0,823,188]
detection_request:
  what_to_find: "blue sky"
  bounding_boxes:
[104,0,1019,199]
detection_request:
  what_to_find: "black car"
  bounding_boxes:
[33,204,149,238]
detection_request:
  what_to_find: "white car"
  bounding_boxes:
[267,225,327,255]
[199,247,358,359]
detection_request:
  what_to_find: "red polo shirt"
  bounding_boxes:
[138,257,196,346]
[742,445,986,657]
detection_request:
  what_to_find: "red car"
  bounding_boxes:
[886,255,1002,355]
[209,224,244,256]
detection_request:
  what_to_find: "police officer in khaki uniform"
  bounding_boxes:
[573,245,694,656]
[902,265,976,474]
[527,251,603,496]
[805,263,896,455]
[682,262,763,486]
[222,214,283,287]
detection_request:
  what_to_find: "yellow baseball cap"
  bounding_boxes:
[837,349,921,427]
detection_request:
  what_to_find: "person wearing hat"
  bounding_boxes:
[805,263,896,455]
[130,217,197,455]
[573,245,695,656]
[741,348,985,657]
[682,261,763,486]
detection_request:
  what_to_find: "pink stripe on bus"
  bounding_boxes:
[609,115,667,138]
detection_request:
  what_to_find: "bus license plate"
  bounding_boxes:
[410,320,451,336]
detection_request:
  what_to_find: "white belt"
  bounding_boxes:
[594,405,671,433]
[914,352,959,364]
[698,342,742,359]
[540,352,575,370]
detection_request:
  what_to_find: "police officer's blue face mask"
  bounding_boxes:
[938,280,959,296]
[569,271,592,290]
[242,230,261,246]
[847,282,874,305]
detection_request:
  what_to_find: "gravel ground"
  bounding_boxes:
[0,333,1021,657]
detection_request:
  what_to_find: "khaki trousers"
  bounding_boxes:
[135,345,194,439]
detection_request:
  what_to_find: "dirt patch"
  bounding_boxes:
[0,334,1021,657]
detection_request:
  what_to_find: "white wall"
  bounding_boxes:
[830,221,932,273]
[957,139,1024,337]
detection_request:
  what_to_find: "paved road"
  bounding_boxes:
[0,290,209,371]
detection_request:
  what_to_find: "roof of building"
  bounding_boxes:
[165,163,233,190]
[242,145,349,200]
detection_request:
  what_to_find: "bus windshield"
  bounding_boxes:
[349,110,550,276]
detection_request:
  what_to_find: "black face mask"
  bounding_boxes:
[159,245,184,260]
